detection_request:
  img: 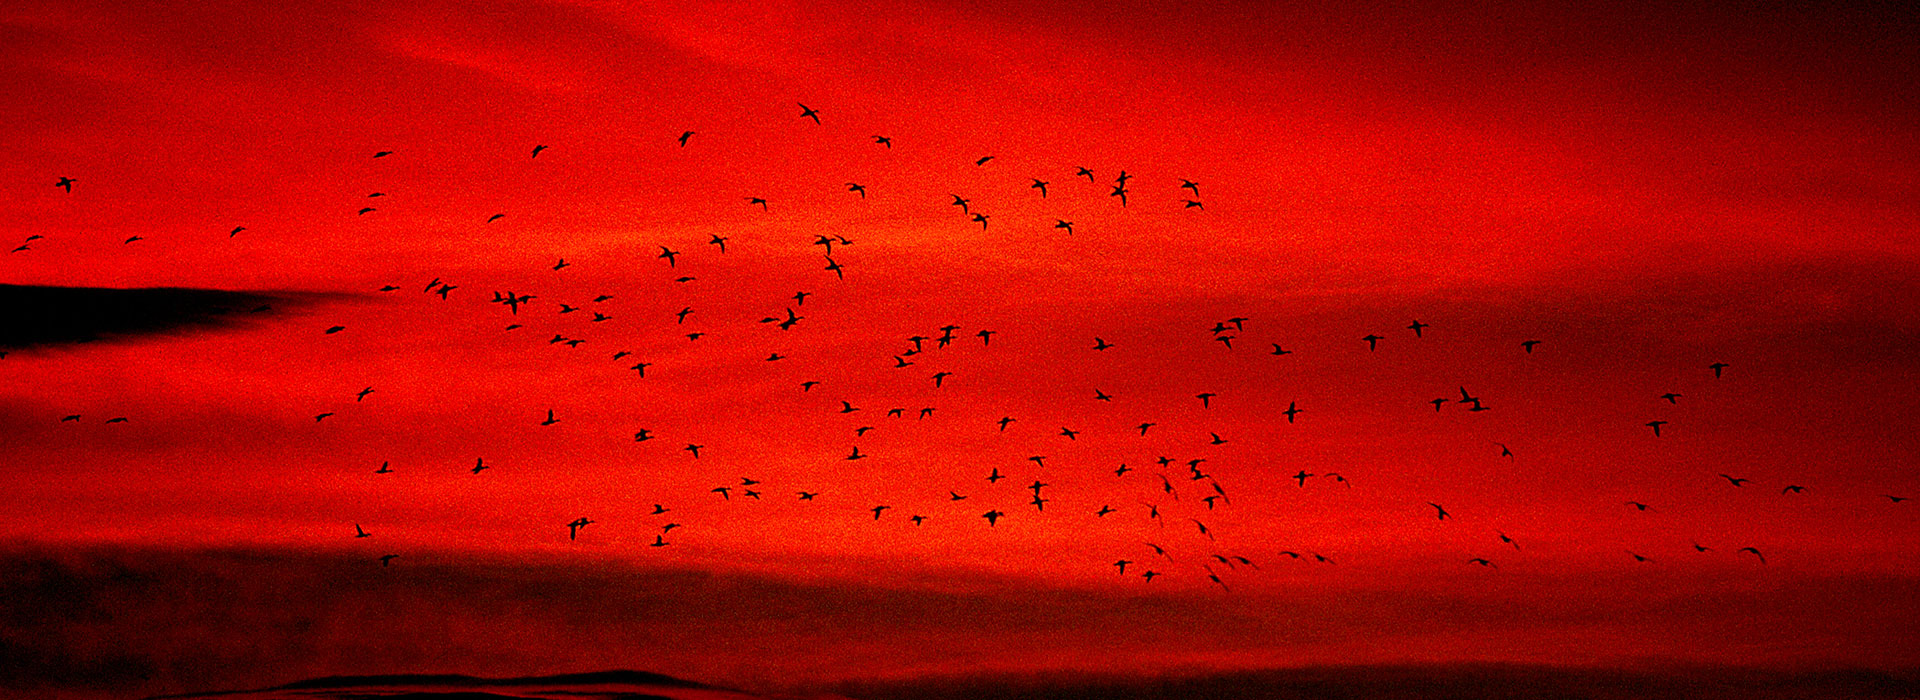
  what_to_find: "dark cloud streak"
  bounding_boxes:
[0,284,317,350]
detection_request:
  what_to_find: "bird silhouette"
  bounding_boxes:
[1738,546,1766,564]
[55,177,75,192]
[1362,334,1382,351]
[798,103,820,124]
[355,523,371,538]
[872,135,890,148]
[1429,502,1450,520]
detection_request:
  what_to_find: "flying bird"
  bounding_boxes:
[798,103,820,124]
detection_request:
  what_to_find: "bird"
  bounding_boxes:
[531,144,547,158]
[1629,551,1654,563]
[1408,320,1427,337]
[1710,362,1728,378]
[1429,503,1450,520]
[566,517,593,540]
[373,151,393,158]
[975,155,994,166]
[379,554,399,566]
[1179,179,1200,197]
[983,510,1004,526]
[356,387,374,401]
[1076,166,1095,183]
[650,535,669,548]
[1209,432,1228,445]
[1053,221,1074,239]
[872,135,891,148]
[1109,185,1128,206]
[847,182,866,198]
[678,131,694,147]
[1660,393,1682,404]
[711,487,731,500]
[354,523,371,538]
[1720,474,1748,487]
[1738,547,1766,564]
[1468,558,1496,569]
[471,458,488,474]
[123,235,143,244]
[1192,518,1214,540]
[541,409,558,426]
[633,429,653,442]
[1521,340,1542,353]
[1646,420,1667,437]
[1498,531,1518,550]
[55,177,75,192]
[1031,179,1048,197]
[846,446,865,460]
[553,258,569,270]
[870,505,890,520]
[685,444,703,459]
[314,413,334,422]
[659,247,679,267]
[105,417,129,424]
[798,103,820,123]
[986,468,1005,483]
[229,226,246,237]
[972,213,989,229]
[1292,470,1314,487]
[1781,485,1806,494]
[1626,501,1654,512]
[1093,338,1113,350]
[1271,343,1292,356]
[1283,402,1301,423]
[375,461,392,474]
[747,197,769,211]
[1362,334,1382,351]
[1182,199,1203,210]
[709,234,728,253]
[486,213,504,223]
[1196,392,1215,408]
[1059,427,1079,440]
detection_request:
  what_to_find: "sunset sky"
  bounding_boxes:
[3,1,1918,697]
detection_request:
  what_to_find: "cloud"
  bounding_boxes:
[0,284,318,350]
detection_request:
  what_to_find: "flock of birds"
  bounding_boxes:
[23,100,1913,590]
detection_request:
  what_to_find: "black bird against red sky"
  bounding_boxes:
[2,1,1919,698]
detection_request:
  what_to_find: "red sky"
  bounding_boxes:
[2,0,1918,696]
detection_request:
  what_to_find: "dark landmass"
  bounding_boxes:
[0,284,304,349]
